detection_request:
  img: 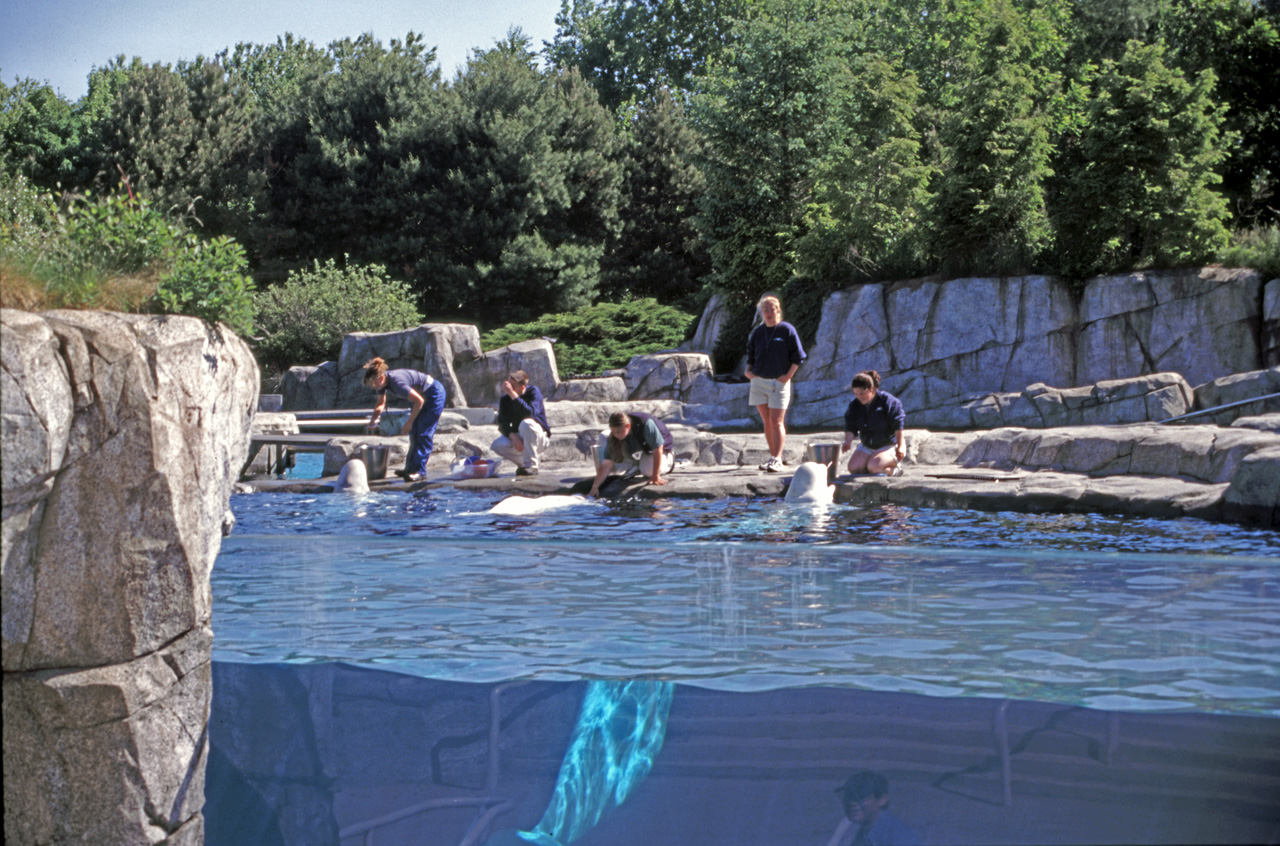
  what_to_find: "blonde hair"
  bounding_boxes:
[757,294,782,319]
[363,357,388,386]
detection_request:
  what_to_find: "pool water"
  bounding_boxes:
[209,489,1280,845]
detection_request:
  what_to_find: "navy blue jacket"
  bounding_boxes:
[381,369,435,402]
[746,321,806,379]
[844,390,906,450]
[498,386,551,436]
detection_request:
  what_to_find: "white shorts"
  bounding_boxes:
[853,442,896,457]
[748,376,791,410]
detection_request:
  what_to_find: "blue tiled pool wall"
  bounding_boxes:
[206,662,1280,846]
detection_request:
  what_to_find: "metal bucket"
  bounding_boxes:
[591,443,610,471]
[359,445,390,480]
[258,394,283,412]
[805,442,842,482]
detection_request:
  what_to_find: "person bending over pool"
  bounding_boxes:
[588,411,674,497]
[841,370,906,476]
[830,770,920,846]
[363,357,446,482]
[490,370,551,476]
[745,294,807,473]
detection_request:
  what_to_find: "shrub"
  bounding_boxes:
[481,298,697,376]
[1219,226,1280,280]
[252,258,423,370]
[1,179,256,331]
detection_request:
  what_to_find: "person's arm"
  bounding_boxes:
[842,403,857,452]
[368,392,387,431]
[776,362,799,385]
[894,429,905,461]
[648,443,666,485]
[589,458,614,497]
[744,327,757,381]
[400,388,425,435]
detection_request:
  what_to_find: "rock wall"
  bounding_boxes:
[2,309,257,845]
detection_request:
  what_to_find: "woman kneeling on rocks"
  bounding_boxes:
[841,370,906,476]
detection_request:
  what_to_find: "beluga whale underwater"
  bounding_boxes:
[487,494,604,516]
[783,462,836,504]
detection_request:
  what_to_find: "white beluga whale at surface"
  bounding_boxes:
[784,462,835,504]
[488,494,602,516]
[334,458,370,493]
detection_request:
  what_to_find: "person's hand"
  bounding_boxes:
[744,369,755,381]
[841,441,851,453]
[588,485,600,498]
[777,373,791,385]
[510,434,524,452]
[400,421,412,436]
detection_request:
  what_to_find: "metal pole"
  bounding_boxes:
[1158,392,1280,425]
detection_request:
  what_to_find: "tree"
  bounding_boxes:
[928,1,1056,275]
[602,86,710,307]
[0,79,81,186]
[413,33,623,323]
[797,52,934,282]
[1050,39,1231,278]
[693,0,837,303]
[546,0,745,110]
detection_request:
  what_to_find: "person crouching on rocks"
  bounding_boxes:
[363,357,446,482]
[490,370,552,476]
[588,411,674,497]
[841,370,906,477]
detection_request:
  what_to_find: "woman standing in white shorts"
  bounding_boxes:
[744,295,807,473]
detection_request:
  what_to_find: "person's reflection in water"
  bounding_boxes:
[828,770,921,846]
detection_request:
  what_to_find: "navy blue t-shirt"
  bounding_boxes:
[498,386,551,436]
[844,390,906,449]
[380,369,435,401]
[746,321,806,379]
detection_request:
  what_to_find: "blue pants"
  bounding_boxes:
[407,380,446,474]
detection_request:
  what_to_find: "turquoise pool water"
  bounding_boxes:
[218,491,1280,716]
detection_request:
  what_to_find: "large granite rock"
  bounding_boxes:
[1192,367,1280,425]
[1264,279,1279,367]
[455,339,559,409]
[2,309,256,845]
[1077,267,1263,387]
[551,376,627,403]
[335,324,482,409]
[682,291,735,355]
[280,361,338,411]
[624,353,713,402]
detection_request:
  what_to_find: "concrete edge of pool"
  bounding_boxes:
[236,458,1276,528]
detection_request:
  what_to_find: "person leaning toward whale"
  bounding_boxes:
[363,357,446,482]
[588,410,674,497]
[841,370,906,476]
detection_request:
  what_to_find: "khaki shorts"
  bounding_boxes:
[748,376,791,410]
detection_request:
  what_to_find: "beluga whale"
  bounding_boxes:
[783,462,835,504]
[334,458,371,494]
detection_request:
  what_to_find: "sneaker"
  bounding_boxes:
[516,467,537,477]
[764,457,783,473]
[757,458,773,470]
[395,469,424,482]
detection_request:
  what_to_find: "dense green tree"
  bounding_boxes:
[602,87,709,307]
[546,0,744,110]
[92,57,255,231]
[415,33,623,323]
[1051,39,1231,278]
[693,0,837,303]
[928,1,1055,275]
[797,52,934,282]
[0,79,82,185]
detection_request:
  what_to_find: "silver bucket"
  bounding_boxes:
[359,445,390,480]
[805,442,842,482]
[591,443,610,471]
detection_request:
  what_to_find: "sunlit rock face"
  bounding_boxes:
[2,309,256,845]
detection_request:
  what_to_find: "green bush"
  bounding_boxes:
[481,298,698,376]
[252,258,423,370]
[1219,226,1280,280]
[1,180,256,332]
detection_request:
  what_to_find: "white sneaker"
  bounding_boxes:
[764,457,783,473]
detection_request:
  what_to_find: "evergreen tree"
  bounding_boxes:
[1051,39,1231,277]
[603,86,709,307]
[797,52,934,282]
[928,1,1055,275]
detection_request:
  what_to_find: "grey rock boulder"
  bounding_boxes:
[455,339,559,409]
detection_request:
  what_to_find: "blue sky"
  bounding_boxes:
[0,0,566,100]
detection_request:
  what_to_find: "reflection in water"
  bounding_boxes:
[206,663,1280,846]
[517,681,674,846]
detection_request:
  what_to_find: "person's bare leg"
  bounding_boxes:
[847,449,871,474]
[866,451,899,475]
[756,403,778,457]
[765,406,787,460]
